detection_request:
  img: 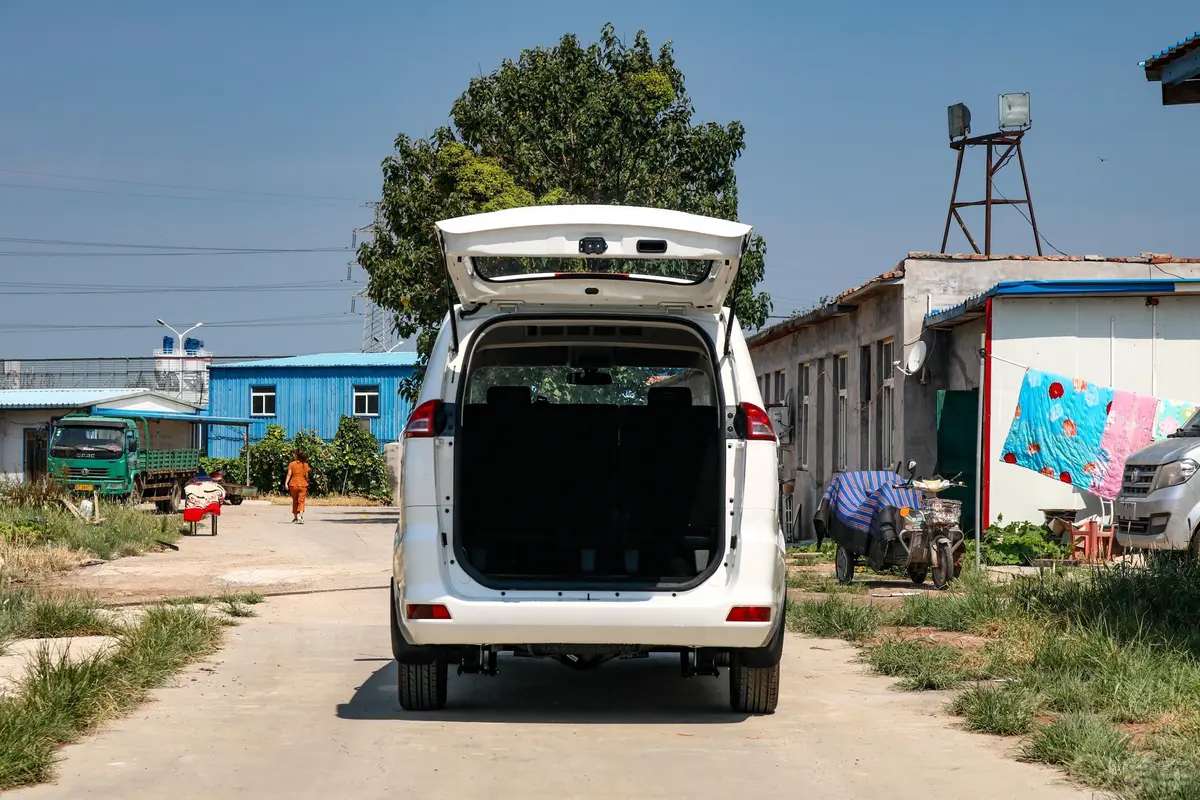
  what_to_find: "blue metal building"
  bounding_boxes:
[204,353,419,457]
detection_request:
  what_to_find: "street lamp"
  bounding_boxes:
[372,335,404,353]
[157,319,203,398]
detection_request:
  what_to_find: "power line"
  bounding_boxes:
[0,313,363,333]
[0,180,356,207]
[0,236,352,252]
[0,168,358,203]
[0,249,351,258]
[0,283,364,296]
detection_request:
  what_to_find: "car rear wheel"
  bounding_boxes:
[397,660,448,711]
[729,658,780,714]
[155,480,182,514]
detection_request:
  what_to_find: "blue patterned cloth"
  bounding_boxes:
[822,471,922,534]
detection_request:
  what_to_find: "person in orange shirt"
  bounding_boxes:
[284,450,311,524]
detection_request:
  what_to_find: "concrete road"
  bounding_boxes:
[12,586,1088,799]
[50,503,397,603]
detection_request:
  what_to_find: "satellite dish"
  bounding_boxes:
[897,342,927,376]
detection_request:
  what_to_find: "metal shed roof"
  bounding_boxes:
[211,352,419,370]
[1140,32,1200,76]
[924,278,1200,329]
[88,408,253,426]
[0,388,154,410]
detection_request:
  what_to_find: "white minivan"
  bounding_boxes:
[391,205,786,713]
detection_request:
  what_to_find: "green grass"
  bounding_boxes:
[0,503,180,574]
[950,684,1040,735]
[0,589,117,646]
[0,604,232,788]
[159,592,266,608]
[786,596,884,641]
[785,569,869,594]
[866,638,969,691]
[1020,713,1140,792]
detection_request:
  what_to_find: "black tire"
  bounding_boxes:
[155,480,182,514]
[125,476,144,507]
[931,538,954,590]
[228,495,244,506]
[729,657,780,714]
[907,564,928,585]
[835,544,854,585]
[397,660,448,711]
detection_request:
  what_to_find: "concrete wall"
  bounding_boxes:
[985,292,1200,526]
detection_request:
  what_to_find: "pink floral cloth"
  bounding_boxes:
[1091,389,1158,499]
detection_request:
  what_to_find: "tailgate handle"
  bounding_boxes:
[636,239,668,254]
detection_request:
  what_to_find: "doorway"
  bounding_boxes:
[935,390,979,533]
[23,427,48,481]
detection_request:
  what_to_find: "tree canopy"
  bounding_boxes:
[359,23,771,397]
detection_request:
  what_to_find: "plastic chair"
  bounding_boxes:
[182,503,220,536]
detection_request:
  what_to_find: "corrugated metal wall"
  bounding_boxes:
[205,366,416,458]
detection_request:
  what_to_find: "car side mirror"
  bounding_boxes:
[907,460,917,476]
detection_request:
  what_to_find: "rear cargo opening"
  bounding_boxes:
[455,318,724,590]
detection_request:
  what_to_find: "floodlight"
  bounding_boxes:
[998,92,1031,129]
[947,103,971,140]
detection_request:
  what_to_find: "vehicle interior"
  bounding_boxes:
[455,319,725,589]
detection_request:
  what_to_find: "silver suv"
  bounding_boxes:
[1115,409,1200,556]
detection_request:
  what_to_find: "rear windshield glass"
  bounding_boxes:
[471,257,714,284]
[468,367,714,406]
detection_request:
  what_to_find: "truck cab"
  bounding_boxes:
[47,414,201,511]
[1115,407,1200,556]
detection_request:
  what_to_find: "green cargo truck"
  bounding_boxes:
[46,413,200,512]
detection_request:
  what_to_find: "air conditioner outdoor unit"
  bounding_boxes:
[768,405,793,444]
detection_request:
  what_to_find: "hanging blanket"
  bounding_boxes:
[1091,389,1158,499]
[820,471,921,534]
[999,369,1114,493]
[1154,398,1200,440]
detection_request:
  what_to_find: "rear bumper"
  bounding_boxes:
[396,588,781,650]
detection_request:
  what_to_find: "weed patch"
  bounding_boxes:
[786,596,883,641]
[950,684,1040,735]
[0,604,229,788]
[867,639,968,691]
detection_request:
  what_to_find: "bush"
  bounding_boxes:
[967,517,1068,566]
[206,418,389,499]
[867,639,968,691]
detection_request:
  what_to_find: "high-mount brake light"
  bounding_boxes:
[403,400,445,439]
[738,402,777,441]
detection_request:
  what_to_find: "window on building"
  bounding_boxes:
[773,370,786,406]
[859,345,872,469]
[250,386,276,417]
[798,362,811,470]
[353,385,381,417]
[877,339,895,469]
[833,354,848,471]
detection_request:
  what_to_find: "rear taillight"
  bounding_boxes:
[406,604,451,620]
[726,606,772,623]
[403,400,445,439]
[736,402,776,441]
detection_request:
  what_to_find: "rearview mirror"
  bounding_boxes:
[568,370,612,386]
[907,460,917,475]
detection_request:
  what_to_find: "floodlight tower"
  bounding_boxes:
[940,93,1042,257]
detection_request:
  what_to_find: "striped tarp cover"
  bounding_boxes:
[821,470,922,534]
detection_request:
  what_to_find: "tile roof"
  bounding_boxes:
[210,352,420,370]
[0,388,151,409]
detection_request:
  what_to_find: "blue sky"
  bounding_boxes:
[1,1,1196,358]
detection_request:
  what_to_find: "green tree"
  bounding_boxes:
[359,23,771,399]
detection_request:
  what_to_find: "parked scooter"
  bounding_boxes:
[814,462,967,590]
